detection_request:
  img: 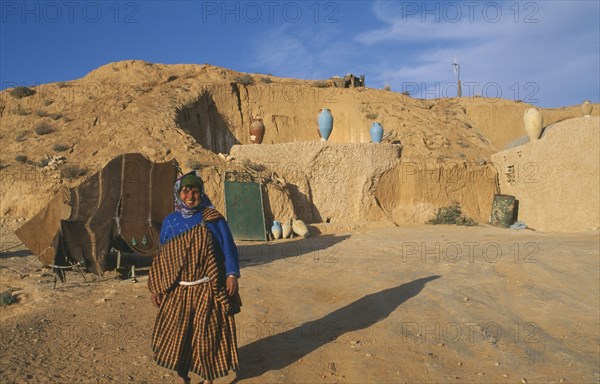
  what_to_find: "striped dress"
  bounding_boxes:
[148,208,239,380]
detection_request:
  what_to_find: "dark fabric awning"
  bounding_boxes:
[15,153,178,275]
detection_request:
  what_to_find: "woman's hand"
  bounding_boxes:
[151,293,163,308]
[226,275,238,296]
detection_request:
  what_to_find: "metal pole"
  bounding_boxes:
[453,61,462,98]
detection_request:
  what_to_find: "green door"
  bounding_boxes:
[224,178,266,241]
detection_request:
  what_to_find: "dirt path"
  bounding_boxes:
[1,224,599,383]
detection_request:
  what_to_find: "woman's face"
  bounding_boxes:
[179,186,201,208]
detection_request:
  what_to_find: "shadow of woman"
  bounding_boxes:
[233,275,441,381]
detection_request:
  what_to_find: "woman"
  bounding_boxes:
[148,171,240,384]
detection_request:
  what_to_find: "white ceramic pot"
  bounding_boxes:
[292,219,310,238]
[281,219,293,239]
[582,100,593,117]
[523,108,543,142]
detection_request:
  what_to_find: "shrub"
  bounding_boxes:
[15,154,28,163]
[36,109,48,117]
[365,112,378,120]
[234,74,254,86]
[15,130,28,142]
[426,203,477,226]
[241,159,265,172]
[12,105,29,116]
[10,86,36,99]
[50,113,63,120]
[0,291,17,307]
[36,158,50,168]
[60,165,86,180]
[384,85,391,91]
[402,90,410,96]
[166,75,178,82]
[35,123,53,135]
[43,99,54,106]
[260,77,273,84]
[53,143,70,152]
[314,80,329,88]
[186,159,202,170]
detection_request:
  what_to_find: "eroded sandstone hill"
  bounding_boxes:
[0,60,596,229]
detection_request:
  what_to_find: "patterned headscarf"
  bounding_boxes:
[173,171,214,218]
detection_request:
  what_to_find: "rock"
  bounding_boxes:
[521,378,527,384]
[494,362,500,366]
[292,219,310,238]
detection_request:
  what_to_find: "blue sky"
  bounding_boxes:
[1,0,599,108]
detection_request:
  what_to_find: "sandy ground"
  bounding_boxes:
[0,223,599,384]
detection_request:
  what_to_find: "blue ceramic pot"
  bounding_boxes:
[271,220,282,240]
[370,122,384,143]
[318,109,333,141]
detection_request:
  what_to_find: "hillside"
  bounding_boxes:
[0,60,596,229]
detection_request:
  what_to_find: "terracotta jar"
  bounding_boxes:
[249,118,265,144]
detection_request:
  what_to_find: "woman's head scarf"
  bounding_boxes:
[173,171,214,218]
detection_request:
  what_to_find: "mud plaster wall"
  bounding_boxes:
[491,117,599,232]
[229,142,402,224]
[230,142,498,225]
[175,87,242,154]
[375,159,498,223]
[177,84,371,147]
[465,101,600,151]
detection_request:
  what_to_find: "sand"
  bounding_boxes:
[1,223,598,383]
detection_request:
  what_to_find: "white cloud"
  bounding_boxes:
[245,1,598,106]
[249,23,364,80]
[250,25,316,77]
[355,0,600,106]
